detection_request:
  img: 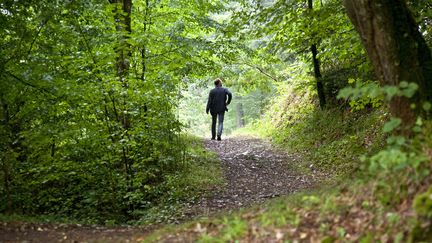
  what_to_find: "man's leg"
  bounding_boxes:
[211,113,217,139]
[217,112,225,140]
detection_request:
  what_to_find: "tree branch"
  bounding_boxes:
[27,19,49,56]
[237,62,279,82]
[4,71,56,97]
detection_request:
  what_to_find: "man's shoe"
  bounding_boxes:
[217,136,221,141]
[211,137,215,140]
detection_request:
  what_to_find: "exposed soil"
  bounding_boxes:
[0,136,318,242]
[0,222,154,243]
[184,136,317,217]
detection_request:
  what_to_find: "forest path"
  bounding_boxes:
[184,136,318,217]
[0,136,318,243]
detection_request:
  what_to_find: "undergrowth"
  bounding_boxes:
[132,135,223,225]
[0,135,223,226]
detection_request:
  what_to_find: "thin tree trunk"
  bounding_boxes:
[120,0,133,193]
[110,0,134,206]
[308,0,326,109]
[140,0,150,81]
[110,0,133,83]
[1,102,12,213]
[1,99,27,213]
[236,102,245,128]
[343,0,432,127]
[140,0,150,133]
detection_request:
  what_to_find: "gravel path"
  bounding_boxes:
[185,136,317,216]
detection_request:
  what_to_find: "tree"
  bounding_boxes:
[307,0,326,109]
[343,0,432,127]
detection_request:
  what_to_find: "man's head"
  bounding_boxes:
[214,78,222,87]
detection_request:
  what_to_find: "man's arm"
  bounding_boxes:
[225,89,232,105]
[206,91,212,114]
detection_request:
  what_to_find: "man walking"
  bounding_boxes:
[206,78,232,140]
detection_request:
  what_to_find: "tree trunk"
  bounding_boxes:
[1,102,12,213]
[1,99,27,213]
[110,0,133,83]
[236,102,245,128]
[110,0,134,207]
[311,44,326,109]
[140,0,150,81]
[343,0,432,127]
[308,0,326,109]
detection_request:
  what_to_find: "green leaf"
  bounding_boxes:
[399,81,409,88]
[415,117,423,126]
[383,86,399,100]
[383,118,401,133]
[400,82,418,98]
[423,102,432,111]
[386,136,405,146]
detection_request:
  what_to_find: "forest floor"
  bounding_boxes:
[0,136,319,242]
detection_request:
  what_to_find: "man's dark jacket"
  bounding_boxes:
[206,87,232,114]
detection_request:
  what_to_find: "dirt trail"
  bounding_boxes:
[0,222,153,243]
[0,136,317,242]
[184,136,317,217]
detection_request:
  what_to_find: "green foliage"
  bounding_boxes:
[229,0,372,105]
[369,148,427,174]
[340,76,432,240]
[339,79,383,111]
[413,186,432,218]
[382,118,402,133]
[219,216,248,241]
[412,186,432,242]
[0,0,228,223]
[338,80,420,105]
[408,1,432,45]
[365,113,430,181]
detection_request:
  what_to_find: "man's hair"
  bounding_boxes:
[214,78,222,86]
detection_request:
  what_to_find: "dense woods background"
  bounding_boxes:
[2,1,432,239]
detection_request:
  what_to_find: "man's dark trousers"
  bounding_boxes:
[211,112,225,139]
